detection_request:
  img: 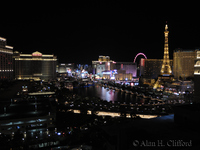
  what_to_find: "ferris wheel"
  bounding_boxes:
[133,53,147,63]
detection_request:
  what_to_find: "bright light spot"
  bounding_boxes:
[57,132,61,135]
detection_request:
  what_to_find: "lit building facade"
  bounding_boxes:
[173,49,197,79]
[92,56,137,80]
[143,59,173,79]
[13,51,57,81]
[139,58,145,76]
[92,56,114,77]
[194,50,200,103]
[115,73,132,81]
[0,36,13,80]
[0,96,56,142]
[56,63,74,75]
[113,62,137,77]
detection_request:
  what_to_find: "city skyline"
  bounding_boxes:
[1,3,200,149]
[0,3,200,64]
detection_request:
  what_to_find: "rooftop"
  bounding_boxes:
[0,99,54,120]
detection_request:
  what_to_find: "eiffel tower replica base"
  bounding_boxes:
[158,74,174,81]
[153,74,174,89]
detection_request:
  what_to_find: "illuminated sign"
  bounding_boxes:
[140,58,145,66]
[121,64,123,69]
[32,53,42,56]
[32,51,42,56]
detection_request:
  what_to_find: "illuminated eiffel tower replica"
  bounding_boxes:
[153,22,173,89]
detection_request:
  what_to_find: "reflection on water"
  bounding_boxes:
[73,85,136,103]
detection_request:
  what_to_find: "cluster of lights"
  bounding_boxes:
[0,70,13,72]
[15,58,57,61]
[68,109,158,119]
[28,91,55,95]
[194,72,200,75]
[5,45,13,49]
[0,37,6,41]
[0,49,13,54]
[20,54,54,57]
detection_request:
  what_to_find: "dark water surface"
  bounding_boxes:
[73,85,136,103]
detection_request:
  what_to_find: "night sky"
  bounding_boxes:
[0,2,199,64]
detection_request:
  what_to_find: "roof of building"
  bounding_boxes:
[0,99,54,121]
[174,48,196,52]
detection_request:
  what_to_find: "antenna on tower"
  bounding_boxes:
[165,21,168,31]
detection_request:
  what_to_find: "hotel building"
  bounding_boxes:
[173,49,197,79]
[92,56,114,77]
[114,62,137,77]
[56,63,74,74]
[194,50,200,103]
[143,59,173,79]
[0,36,13,80]
[92,56,137,80]
[0,95,56,149]
[13,51,57,81]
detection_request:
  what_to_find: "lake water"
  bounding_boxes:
[73,85,137,103]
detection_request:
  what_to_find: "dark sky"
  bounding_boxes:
[0,2,199,64]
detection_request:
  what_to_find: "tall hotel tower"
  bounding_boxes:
[154,22,173,89]
[0,36,13,80]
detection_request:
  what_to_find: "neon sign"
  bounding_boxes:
[32,51,42,56]
[32,53,42,56]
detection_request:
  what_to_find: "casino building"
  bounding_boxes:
[0,36,13,80]
[173,48,197,79]
[13,51,57,81]
[92,55,137,80]
[143,59,173,79]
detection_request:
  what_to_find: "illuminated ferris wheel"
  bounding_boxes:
[133,53,147,63]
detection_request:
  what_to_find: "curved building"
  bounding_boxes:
[194,50,200,103]
[0,36,13,80]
